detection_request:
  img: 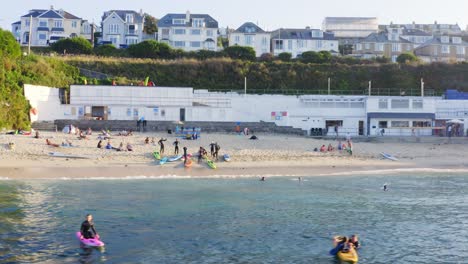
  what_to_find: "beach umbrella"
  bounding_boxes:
[447,119,464,124]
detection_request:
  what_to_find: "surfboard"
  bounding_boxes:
[159,157,168,165]
[184,159,193,168]
[76,232,105,247]
[380,152,398,161]
[49,152,89,159]
[223,154,231,162]
[168,155,183,162]
[206,159,217,169]
[153,151,161,160]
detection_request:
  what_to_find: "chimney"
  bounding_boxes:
[186,10,190,21]
[140,9,143,17]
[50,5,54,10]
[306,26,310,29]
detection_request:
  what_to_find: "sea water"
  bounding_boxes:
[1,173,468,263]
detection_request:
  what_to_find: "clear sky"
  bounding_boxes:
[2,0,467,31]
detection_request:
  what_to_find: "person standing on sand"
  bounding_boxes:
[214,143,220,161]
[173,139,180,155]
[158,138,167,155]
[334,125,339,139]
[209,141,216,157]
[183,146,188,164]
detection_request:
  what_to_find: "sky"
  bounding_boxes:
[1,0,467,31]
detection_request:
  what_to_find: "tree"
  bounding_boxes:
[51,37,93,54]
[223,46,256,61]
[397,52,419,64]
[277,52,292,62]
[258,53,274,62]
[143,13,158,35]
[94,44,118,57]
[127,40,172,59]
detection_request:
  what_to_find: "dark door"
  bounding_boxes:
[359,121,364,136]
[180,108,186,122]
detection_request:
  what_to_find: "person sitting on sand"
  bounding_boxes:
[320,145,327,152]
[78,131,87,140]
[97,140,103,149]
[117,142,124,151]
[337,140,342,151]
[126,143,133,151]
[86,127,92,136]
[105,141,113,150]
[34,130,40,139]
[151,137,155,144]
[144,137,150,144]
[249,135,258,140]
[327,143,334,152]
[80,214,99,240]
[46,138,60,147]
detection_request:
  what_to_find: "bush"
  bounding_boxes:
[301,51,332,64]
[277,52,292,62]
[94,44,118,57]
[223,46,256,61]
[258,53,274,62]
[397,52,419,64]
[51,37,93,55]
[127,40,173,59]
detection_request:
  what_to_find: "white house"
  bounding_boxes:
[228,22,270,57]
[157,11,219,52]
[101,10,145,48]
[270,28,339,58]
[15,7,82,46]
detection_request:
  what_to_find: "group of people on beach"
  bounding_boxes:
[316,139,353,155]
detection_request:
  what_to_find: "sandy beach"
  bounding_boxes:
[1,131,467,179]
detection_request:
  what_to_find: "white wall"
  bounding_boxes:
[273,39,339,58]
[24,84,68,121]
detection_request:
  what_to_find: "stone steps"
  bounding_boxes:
[31,121,57,131]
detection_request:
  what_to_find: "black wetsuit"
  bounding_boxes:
[80,220,97,239]
[158,139,167,154]
[173,140,180,155]
[209,143,216,157]
[183,147,188,164]
[214,144,220,160]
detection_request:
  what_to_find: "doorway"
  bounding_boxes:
[358,121,364,136]
[180,108,186,122]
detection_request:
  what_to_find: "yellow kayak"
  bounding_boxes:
[337,247,358,263]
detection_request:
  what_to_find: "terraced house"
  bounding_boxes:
[414,36,468,63]
[157,11,219,52]
[354,27,414,62]
[101,10,145,48]
[228,22,271,57]
[270,27,339,58]
[14,6,82,46]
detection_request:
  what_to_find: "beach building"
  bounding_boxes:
[101,10,145,48]
[24,84,468,137]
[157,11,219,52]
[270,28,339,58]
[14,7,82,46]
[228,22,271,57]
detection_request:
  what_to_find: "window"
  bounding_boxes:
[457,46,465,55]
[288,40,292,50]
[126,108,131,117]
[376,43,384,51]
[54,20,63,28]
[413,121,431,127]
[391,55,398,62]
[39,20,47,27]
[25,19,30,27]
[378,99,388,109]
[126,14,134,23]
[406,44,412,51]
[391,121,409,127]
[391,43,401,52]
[174,29,186,35]
[316,40,322,49]
[109,36,118,45]
[441,36,450,43]
[72,21,77,28]
[38,33,47,40]
[109,24,119,34]
[133,108,139,117]
[262,37,268,46]
[412,99,423,109]
[453,37,462,44]
[126,38,138,45]
[190,41,201,48]
[311,30,323,38]
[245,35,253,45]
[174,41,185,47]
[365,43,370,49]
[192,19,204,28]
[442,45,450,54]
[391,99,409,109]
[191,29,201,35]
[234,35,240,43]
[206,41,215,49]
[206,30,213,37]
[173,19,185,25]
[275,39,283,50]
[378,121,388,128]
[161,28,170,35]
[356,43,362,50]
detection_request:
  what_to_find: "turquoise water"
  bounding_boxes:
[1,174,468,263]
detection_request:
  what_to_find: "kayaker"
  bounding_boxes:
[350,234,360,249]
[330,236,348,255]
[80,214,99,239]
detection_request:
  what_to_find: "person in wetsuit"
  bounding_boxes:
[209,142,216,157]
[80,214,99,239]
[158,138,167,155]
[214,143,220,161]
[183,146,188,164]
[173,139,180,155]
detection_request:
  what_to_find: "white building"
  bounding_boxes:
[228,22,270,57]
[322,17,379,38]
[101,10,145,48]
[157,11,219,52]
[271,28,339,58]
[15,7,82,46]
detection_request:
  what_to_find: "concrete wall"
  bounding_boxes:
[24,84,68,122]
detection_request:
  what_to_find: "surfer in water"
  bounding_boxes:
[383,184,388,191]
[260,176,266,181]
[158,138,167,155]
[80,214,99,239]
[173,139,180,155]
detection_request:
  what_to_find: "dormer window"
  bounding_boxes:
[126,14,134,23]
[245,27,255,33]
[311,30,323,38]
[192,19,204,28]
[452,37,462,44]
[173,19,185,25]
[441,36,450,43]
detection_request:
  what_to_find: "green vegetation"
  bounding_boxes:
[278,52,292,62]
[127,40,172,59]
[223,46,256,61]
[51,37,93,55]
[397,52,420,64]
[143,13,158,35]
[0,29,79,129]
